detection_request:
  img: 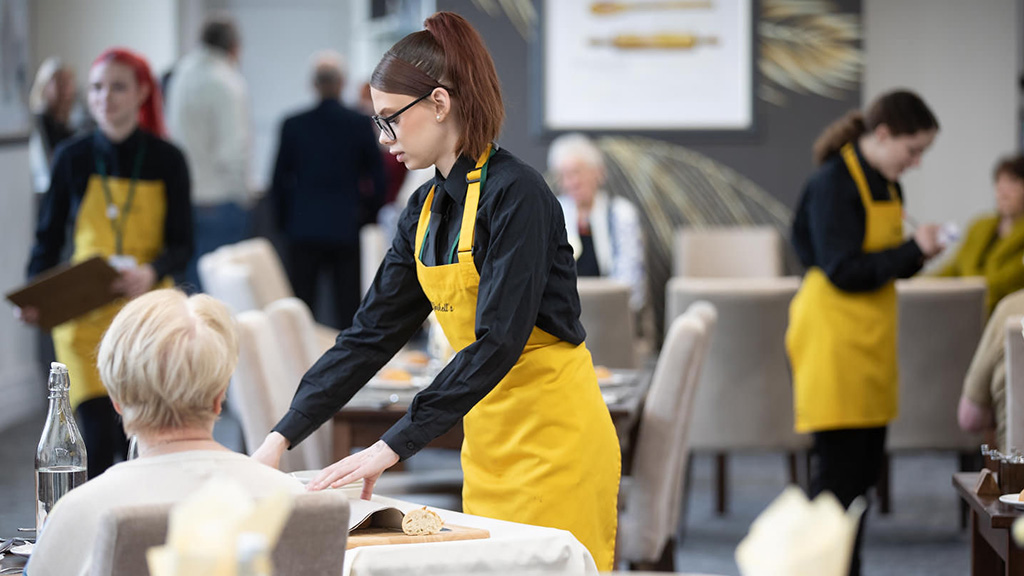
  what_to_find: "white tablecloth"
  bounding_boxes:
[343,496,599,576]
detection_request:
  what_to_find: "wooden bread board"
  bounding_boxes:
[347,524,490,548]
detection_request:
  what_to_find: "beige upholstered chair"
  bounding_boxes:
[233,310,312,473]
[618,302,715,571]
[1005,315,1024,451]
[265,298,336,470]
[88,491,350,576]
[198,237,337,350]
[890,278,986,452]
[577,278,639,369]
[673,226,783,278]
[360,223,389,297]
[871,278,985,515]
[665,276,808,514]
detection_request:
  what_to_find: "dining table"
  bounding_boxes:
[345,494,598,575]
[953,471,1024,575]
[331,367,651,471]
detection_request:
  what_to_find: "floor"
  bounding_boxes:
[0,408,970,575]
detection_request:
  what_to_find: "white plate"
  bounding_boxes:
[998,494,1024,508]
[10,543,33,556]
[598,372,633,388]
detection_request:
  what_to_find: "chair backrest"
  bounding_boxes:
[265,298,334,469]
[88,491,349,576]
[889,278,986,451]
[620,303,713,563]
[197,254,258,314]
[360,224,389,297]
[673,226,783,278]
[233,310,307,472]
[1005,315,1024,451]
[198,238,292,313]
[577,278,638,369]
[666,276,809,452]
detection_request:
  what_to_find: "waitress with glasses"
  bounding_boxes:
[254,11,620,570]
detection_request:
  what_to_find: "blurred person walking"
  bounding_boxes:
[28,57,78,195]
[270,52,386,329]
[166,16,254,291]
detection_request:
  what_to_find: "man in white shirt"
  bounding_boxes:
[166,17,254,291]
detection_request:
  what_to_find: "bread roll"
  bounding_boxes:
[402,506,444,536]
[379,367,412,382]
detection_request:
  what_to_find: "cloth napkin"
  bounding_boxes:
[735,486,865,576]
[146,477,294,576]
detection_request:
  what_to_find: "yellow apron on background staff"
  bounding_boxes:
[413,146,620,570]
[788,143,905,433]
[52,170,171,410]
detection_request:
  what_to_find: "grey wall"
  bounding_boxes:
[439,0,861,209]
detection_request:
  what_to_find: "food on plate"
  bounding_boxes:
[402,506,444,536]
[378,367,413,382]
[1018,487,1024,502]
[400,350,430,367]
[594,366,613,381]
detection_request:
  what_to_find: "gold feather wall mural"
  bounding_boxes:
[590,136,795,339]
[472,0,862,105]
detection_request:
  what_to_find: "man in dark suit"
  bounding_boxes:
[270,52,386,330]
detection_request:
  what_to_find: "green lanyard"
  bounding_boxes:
[419,148,495,264]
[95,137,147,256]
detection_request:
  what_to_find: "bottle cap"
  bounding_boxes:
[50,362,65,371]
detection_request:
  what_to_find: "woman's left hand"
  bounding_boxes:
[112,264,157,299]
[307,440,400,499]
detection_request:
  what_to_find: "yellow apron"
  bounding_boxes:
[414,146,620,570]
[787,143,904,433]
[52,152,171,410]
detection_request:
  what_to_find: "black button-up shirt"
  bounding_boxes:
[273,146,585,459]
[791,144,924,292]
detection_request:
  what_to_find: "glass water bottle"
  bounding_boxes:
[35,362,88,533]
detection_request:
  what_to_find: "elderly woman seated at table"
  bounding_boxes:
[28,289,301,576]
[548,132,647,313]
[935,155,1024,315]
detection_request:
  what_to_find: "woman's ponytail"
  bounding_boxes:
[812,110,865,165]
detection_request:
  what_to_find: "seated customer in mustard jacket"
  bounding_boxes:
[935,155,1024,314]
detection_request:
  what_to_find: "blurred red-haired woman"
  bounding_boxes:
[254,12,619,569]
[21,48,193,479]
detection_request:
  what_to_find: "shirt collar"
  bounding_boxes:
[852,142,895,187]
[93,127,143,156]
[434,153,477,208]
[433,144,500,208]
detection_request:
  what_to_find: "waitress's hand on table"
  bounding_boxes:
[308,440,400,499]
[13,306,39,325]
[252,431,290,469]
[111,264,157,299]
[913,223,944,259]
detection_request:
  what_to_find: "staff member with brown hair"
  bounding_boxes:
[254,11,619,569]
[787,90,942,576]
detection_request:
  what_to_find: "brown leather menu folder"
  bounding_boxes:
[5,257,120,330]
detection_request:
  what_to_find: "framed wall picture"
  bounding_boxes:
[0,0,31,143]
[537,0,755,134]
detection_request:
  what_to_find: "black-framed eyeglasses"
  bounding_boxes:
[372,90,435,141]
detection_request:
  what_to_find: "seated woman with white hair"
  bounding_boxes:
[28,289,302,576]
[548,133,646,312]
